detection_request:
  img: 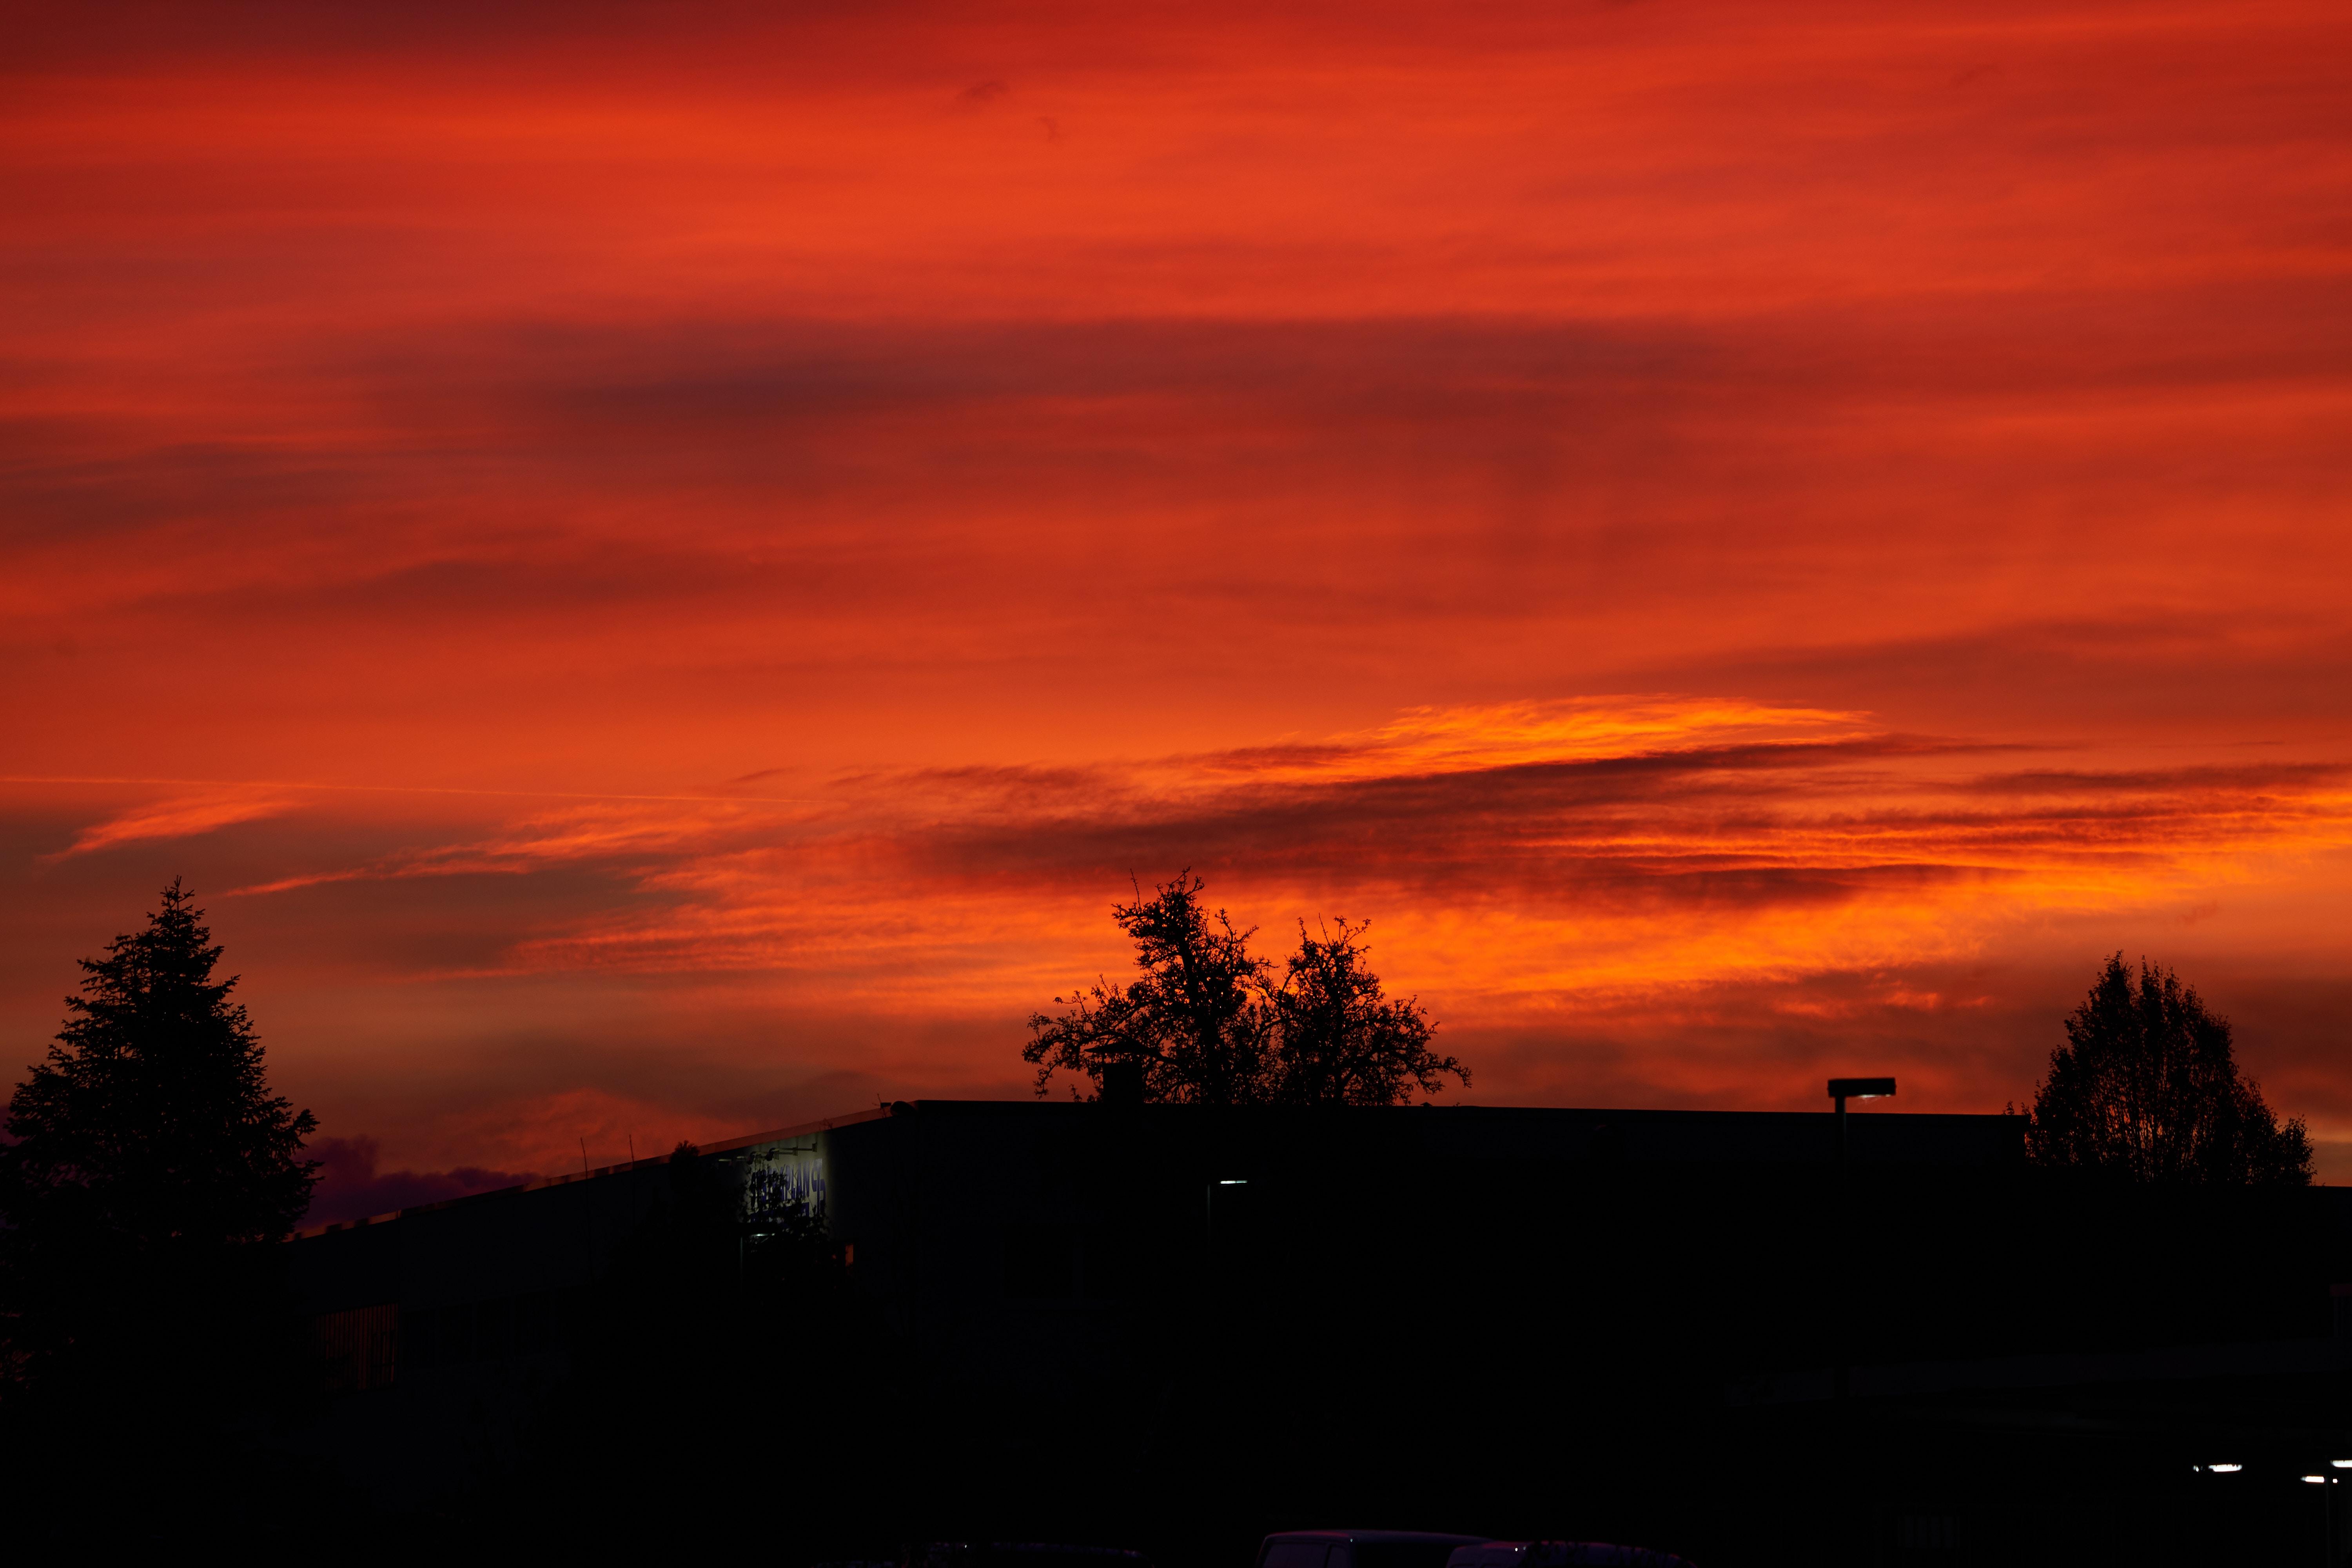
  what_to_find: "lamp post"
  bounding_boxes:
[1825,1077,1894,1402]
[2196,1460,2352,1568]
[2304,1471,2336,1568]
[1205,1179,1246,1267]
[1827,1076,1897,1173]
[2307,1464,2352,1568]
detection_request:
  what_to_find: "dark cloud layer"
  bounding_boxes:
[303,1135,534,1228]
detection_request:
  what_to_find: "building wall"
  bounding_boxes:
[285,1100,2043,1495]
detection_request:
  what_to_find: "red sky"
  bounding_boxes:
[6,0,2350,1201]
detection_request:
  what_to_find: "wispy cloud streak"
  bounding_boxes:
[50,789,301,858]
[201,701,2352,1002]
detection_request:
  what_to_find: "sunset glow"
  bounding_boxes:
[7,0,2349,1202]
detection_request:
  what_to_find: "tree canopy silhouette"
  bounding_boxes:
[0,880,319,1412]
[1024,873,1274,1104]
[1024,873,1467,1105]
[1270,916,1461,1105]
[2022,954,2312,1185]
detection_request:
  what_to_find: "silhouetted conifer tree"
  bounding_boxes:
[2022,954,2312,1185]
[0,881,319,1535]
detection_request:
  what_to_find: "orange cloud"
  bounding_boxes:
[50,790,301,858]
[3,0,2349,1177]
[205,698,2351,1008]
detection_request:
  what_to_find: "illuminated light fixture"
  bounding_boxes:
[2210,1464,2243,1473]
[2304,1475,2327,1485]
[2334,1461,2352,1468]
[1827,1077,1896,1171]
[1218,1179,1247,1185]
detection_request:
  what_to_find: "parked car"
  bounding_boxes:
[1258,1529,1492,1568]
[1447,1540,1693,1568]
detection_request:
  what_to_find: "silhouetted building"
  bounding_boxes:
[289,1100,2352,1564]
[293,1100,2024,1414]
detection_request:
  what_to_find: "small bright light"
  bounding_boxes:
[2210,1464,2243,1473]
[1218,1179,1247,1185]
[2305,1476,2328,1485]
[2333,1461,2352,1469]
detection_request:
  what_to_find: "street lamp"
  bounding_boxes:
[2308,1471,2346,1568]
[1828,1077,1896,1171]
[1205,1179,1247,1262]
[2190,1463,2352,1566]
[1824,1077,1895,1402]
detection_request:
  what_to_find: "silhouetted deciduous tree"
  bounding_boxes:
[1025,874,1466,1106]
[1271,917,1464,1106]
[2022,954,2312,1185]
[1024,873,1276,1104]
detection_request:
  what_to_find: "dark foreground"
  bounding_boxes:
[15,1105,2352,1563]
